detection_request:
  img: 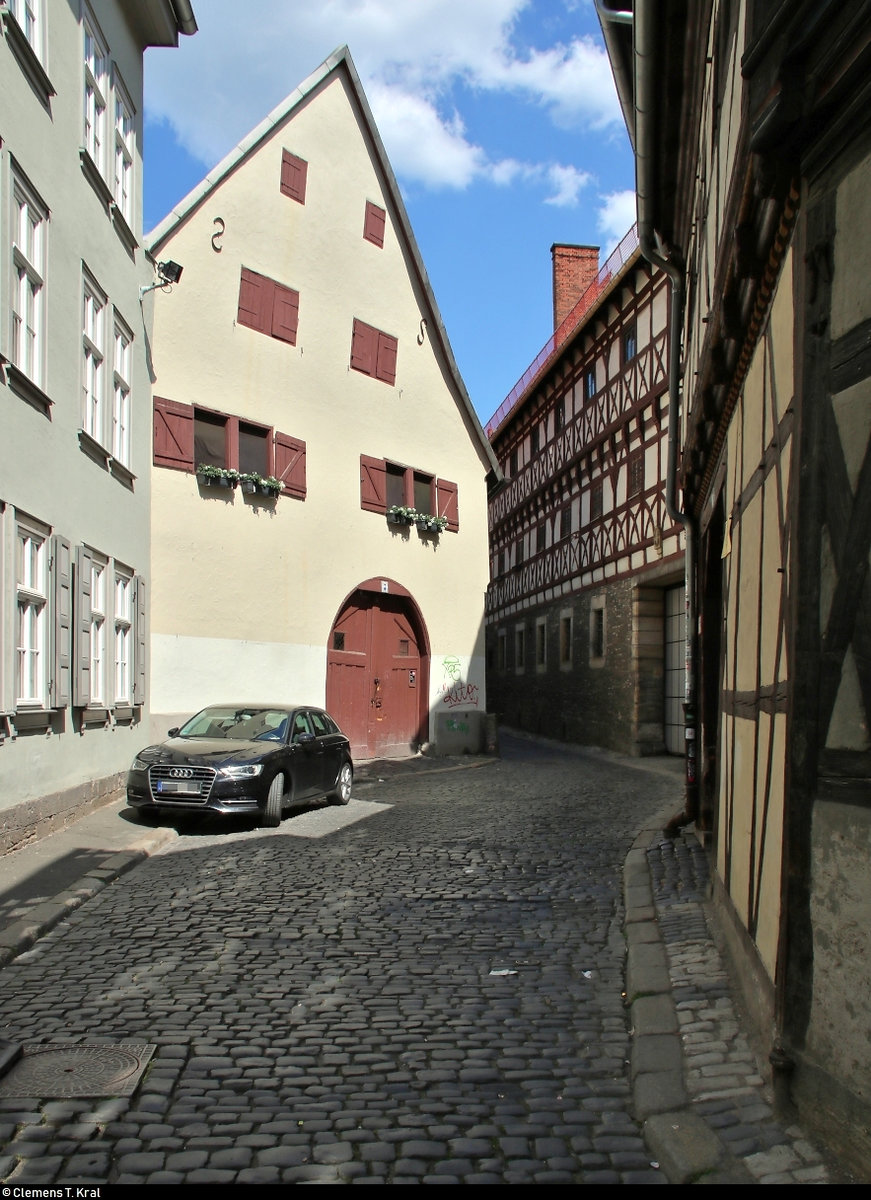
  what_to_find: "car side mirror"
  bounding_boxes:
[294,731,315,748]
[168,727,180,737]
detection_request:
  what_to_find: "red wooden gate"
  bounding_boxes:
[327,585,428,760]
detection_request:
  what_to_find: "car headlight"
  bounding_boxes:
[219,764,264,778]
[131,756,150,771]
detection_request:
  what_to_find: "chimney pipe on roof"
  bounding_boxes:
[551,244,600,331]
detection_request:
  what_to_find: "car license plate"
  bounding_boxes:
[157,780,199,795]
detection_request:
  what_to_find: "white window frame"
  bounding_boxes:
[82,270,107,446]
[83,6,109,179]
[112,316,132,466]
[16,519,48,707]
[113,72,135,224]
[89,554,107,706]
[114,565,133,704]
[10,172,47,388]
[9,0,45,62]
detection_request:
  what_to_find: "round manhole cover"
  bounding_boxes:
[0,1043,156,1097]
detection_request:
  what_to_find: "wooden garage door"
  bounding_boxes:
[327,591,426,759]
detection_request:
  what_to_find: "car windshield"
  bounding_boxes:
[177,707,289,742]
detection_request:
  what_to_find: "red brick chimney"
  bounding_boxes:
[551,244,600,331]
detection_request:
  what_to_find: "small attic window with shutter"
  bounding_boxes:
[363,201,386,248]
[280,150,307,204]
[237,268,299,345]
[350,318,398,385]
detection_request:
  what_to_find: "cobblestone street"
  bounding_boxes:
[0,736,843,1185]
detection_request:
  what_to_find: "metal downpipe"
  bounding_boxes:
[632,0,699,826]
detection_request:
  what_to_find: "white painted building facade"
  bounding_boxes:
[145,47,500,760]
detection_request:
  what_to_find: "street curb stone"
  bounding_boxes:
[0,828,175,967]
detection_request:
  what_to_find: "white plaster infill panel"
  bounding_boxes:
[151,634,327,715]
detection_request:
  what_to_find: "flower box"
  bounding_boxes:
[387,507,416,526]
[197,468,238,489]
[239,473,283,497]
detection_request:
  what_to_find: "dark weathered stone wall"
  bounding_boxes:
[486,579,643,755]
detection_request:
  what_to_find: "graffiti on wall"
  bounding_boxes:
[439,655,480,709]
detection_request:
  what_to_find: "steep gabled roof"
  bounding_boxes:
[146,44,501,480]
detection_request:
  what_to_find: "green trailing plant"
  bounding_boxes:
[387,506,447,532]
[197,463,239,484]
[418,514,448,532]
[387,505,417,524]
[238,471,283,495]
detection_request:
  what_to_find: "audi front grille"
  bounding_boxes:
[148,764,216,804]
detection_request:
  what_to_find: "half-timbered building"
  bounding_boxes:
[599,0,871,1172]
[485,227,685,758]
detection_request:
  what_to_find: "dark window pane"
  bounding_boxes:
[194,411,226,467]
[239,423,268,475]
[591,479,603,521]
[386,464,405,508]
[414,473,433,513]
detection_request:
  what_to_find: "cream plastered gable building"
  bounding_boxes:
[145,46,501,760]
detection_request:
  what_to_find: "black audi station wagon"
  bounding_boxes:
[126,704,353,827]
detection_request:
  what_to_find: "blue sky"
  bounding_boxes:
[143,0,635,426]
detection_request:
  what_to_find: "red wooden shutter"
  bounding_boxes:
[274,432,306,499]
[271,283,300,345]
[153,397,194,470]
[238,268,272,334]
[350,319,376,376]
[375,332,398,385]
[436,479,459,531]
[363,201,386,248]
[360,455,387,512]
[280,150,307,203]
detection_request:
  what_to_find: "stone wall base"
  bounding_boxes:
[710,869,871,1179]
[0,773,125,856]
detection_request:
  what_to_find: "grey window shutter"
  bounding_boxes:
[74,544,93,707]
[134,574,146,705]
[0,508,15,715]
[51,535,72,708]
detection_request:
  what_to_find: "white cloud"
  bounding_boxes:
[544,164,593,207]
[596,189,638,246]
[470,34,623,130]
[146,0,624,198]
[366,83,487,190]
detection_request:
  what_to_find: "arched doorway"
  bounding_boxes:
[326,579,430,760]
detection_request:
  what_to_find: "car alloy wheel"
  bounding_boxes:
[329,761,353,806]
